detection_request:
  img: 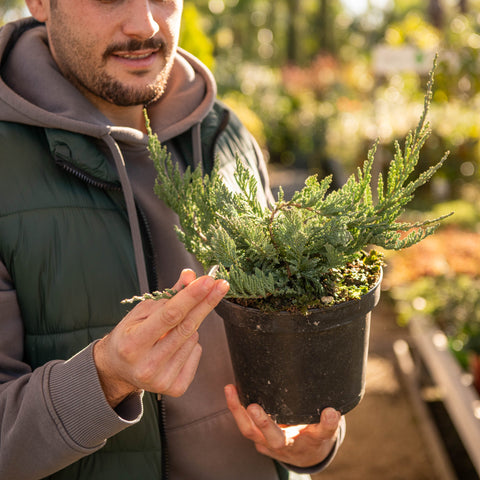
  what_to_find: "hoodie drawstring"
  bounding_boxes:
[101,133,150,295]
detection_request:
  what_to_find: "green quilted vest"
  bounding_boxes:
[0,122,164,479]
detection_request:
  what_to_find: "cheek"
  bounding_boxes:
[156,3,183,43]
[166,16,181,45]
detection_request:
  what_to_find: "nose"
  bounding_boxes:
[122,0,160,40]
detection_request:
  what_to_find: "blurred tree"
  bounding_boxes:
[180,3,215,70]
[458,0,468,13]
[285,0,299,63]
[428,0,444,28]
[318,0,332,53]
[187,0,343,67]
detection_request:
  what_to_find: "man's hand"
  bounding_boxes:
[225,384,341,468]
[94,269,229,407]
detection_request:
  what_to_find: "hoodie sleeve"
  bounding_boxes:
[0,260,143,480]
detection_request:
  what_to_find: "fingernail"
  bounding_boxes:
[216,280,230,295]
[179,269,196,286]
[324,408,340,424]
[251,406,263,419]
[180,268,195,279]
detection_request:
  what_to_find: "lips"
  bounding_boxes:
[114,49,158,59]
[104,38,165,62]
[110,49,160,70]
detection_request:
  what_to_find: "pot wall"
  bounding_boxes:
[215,276,382,424]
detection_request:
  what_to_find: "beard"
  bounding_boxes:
[49,22,175,107]
[79,67,174,107]
[89,74,169,106]
[90,38,175,106]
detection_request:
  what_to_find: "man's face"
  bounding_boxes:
[45,0,183,107]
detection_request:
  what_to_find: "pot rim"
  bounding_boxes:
[218,268,383,318]
[215,269,383,325]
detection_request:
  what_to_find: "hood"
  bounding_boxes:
[0,17,217,143]
[0,17,218,295]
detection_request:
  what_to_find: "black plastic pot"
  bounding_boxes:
[215,275,382,425]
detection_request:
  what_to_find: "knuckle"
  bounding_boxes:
[116,340,136,363]
[133,362,156,386]
[204,292,222,310]
[255,444,269,456]
[154,380,170,394]
[256,416,271,429]
[268,438,285,451]
[167,384,188,398]
[174,335,200,368]
[176,319,197,339]
[162,305,184,328]
[154,373,179,395]
[150,368,180,395]
[241,425,259,441]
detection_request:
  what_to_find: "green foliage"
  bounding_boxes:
[189,0,343,67]
[148,63,450,312]
[179,3,215,70]
[121,288,178,304]
[391,274,480,367]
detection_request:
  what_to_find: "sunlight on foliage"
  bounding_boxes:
[147,62,451,312]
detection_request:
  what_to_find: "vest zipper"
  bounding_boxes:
[57,156,168,477]
[159,396,169,479]
[55,158,122,191]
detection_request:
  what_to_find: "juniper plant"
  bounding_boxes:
[145,60,451,313]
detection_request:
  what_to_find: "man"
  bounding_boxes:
[0,1,344,478]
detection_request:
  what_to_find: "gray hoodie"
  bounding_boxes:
[0,17,343,480]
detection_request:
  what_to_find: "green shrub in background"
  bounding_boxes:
[180,2,215,71]
[391,274,480,369]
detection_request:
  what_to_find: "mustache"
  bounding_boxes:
[103,37,166,59]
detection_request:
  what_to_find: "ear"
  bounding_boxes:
[25,0,50,23]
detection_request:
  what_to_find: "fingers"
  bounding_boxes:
[165,342,203,397]
[122,268,198,321]
[136,273,229,346]
[247,403,289,450]
[317,408,342,437]
[224,384,265,443]
[95,269,229,406]
[137,334,203,396]
[125,273,228,388]
[225,384,287,447]
[225,385,288,455]
[225,384,342,468]
[171,268,197,293]
[172,278,229,338]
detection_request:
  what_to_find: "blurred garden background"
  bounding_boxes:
[3,1,480,478]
